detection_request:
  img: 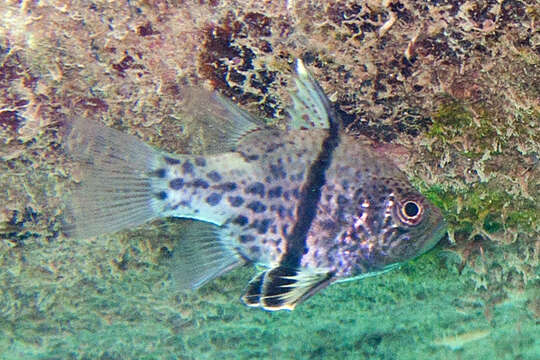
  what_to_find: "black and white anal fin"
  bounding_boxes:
[168,221,244,290]
[62,118,165,239]
[242,271,265,307]
[241,266,334,311]
[288,59,333,130]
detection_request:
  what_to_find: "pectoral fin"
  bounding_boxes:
[242,266,334,311]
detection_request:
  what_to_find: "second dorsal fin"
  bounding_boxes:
[181,88,264,153]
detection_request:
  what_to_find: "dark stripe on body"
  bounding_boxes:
[281,112,341,268]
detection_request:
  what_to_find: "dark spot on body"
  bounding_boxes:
[228,196,244,207]
[246,182,265,197]
[249,245,261,254]
[257,219,272,234]
[182,160,194,174]
[195,157,207,166]
[217,182,238,192]
[207,170,222,182]
[247,201,267,213]
[206,193,222,206]
[151,168,167,178]
[240,234,255,243]
[233,215,249,226]
[164,156,181,165]
[169,178,184,190]
[155,191,168,200]
[289,171,304,182]
[283,191,290,201]
[281,224,289,235]
[191,179,209,189]
[247,154,259,161]
[292,188,300,199]
[268,186,282,198]
[277,205,287,219]
[269,159,287,180]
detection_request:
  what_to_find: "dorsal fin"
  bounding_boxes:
[180,88,264,153]
[288,59,333,130]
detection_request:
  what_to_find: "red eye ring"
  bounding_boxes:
[398,200,424,225]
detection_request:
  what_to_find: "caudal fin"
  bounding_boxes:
[62,119,164,239]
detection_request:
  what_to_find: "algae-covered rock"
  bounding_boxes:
[0,1,537,359]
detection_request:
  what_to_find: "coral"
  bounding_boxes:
[0,0,538,359]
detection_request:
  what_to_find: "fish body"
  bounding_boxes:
[64,60,446,311]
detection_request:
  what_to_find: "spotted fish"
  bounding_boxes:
[63,60,446,311]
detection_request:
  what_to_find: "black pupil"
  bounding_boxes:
[404,202,419,217]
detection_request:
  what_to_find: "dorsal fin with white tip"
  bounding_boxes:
[288,59,334,130]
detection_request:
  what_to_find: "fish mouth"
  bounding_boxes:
[421,218,447,254]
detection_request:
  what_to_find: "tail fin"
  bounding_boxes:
[62,119,164,239]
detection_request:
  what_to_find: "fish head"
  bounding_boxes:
[327,177,447,276]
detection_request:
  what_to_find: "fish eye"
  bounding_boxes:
[404,202,419,217]
[398,200,423,225]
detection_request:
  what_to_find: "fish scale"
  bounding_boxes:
[63,60,446,311]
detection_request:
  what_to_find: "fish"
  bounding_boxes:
[62,60,447,311]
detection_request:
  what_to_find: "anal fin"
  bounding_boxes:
[242,266,334,311]
[242,272,265,307]
[168,221,244,290]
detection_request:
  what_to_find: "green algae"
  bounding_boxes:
[425,183,537,237]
